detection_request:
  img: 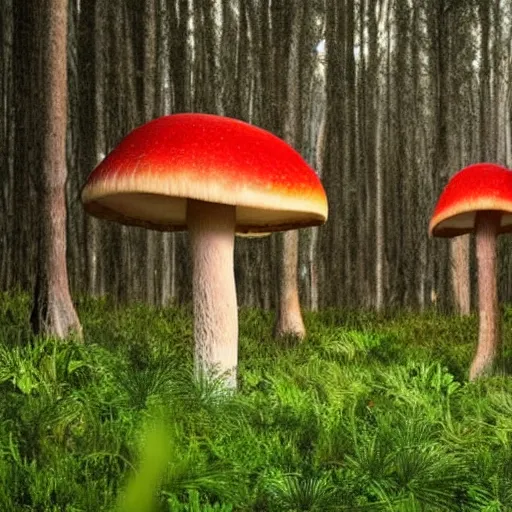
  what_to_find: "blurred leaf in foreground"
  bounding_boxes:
[117,418,172,512]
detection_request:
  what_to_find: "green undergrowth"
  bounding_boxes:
[1,291,512,510]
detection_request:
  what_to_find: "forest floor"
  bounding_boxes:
[1,292,512,511]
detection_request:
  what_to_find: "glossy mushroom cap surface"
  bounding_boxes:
[429,163,512,237]
[81,113,328,235]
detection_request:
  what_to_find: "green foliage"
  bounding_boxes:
[2,292,512,510]
[167,490,233,512]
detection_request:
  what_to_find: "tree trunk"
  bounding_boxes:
[450,235,471,315]
[144,0,157,305]
[375,0,388,310]
[274,0,306,339]
[478,0,491,161]
[89,0,107,298]
[309,109,326,312]
[157,0,174,306]
[31,0,82,339]
[275,230,306,338]
[375,92,384,311]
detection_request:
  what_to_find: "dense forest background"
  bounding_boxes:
[1,0,512,313]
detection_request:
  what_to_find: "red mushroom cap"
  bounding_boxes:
[429,163,512,237]
[81,113,328,235]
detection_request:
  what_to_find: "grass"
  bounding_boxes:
[1,291,512,510]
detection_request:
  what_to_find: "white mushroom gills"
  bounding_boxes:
[187,199,238,388]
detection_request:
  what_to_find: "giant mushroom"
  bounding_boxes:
[429,162,512,380]
[81,113,328,388]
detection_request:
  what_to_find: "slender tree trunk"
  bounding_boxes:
[31,0,82,339]
[158,0,173,306]
[479,0,491,161]
[275,231,306,337]
[12,2,38,292]
[451,236,471,315]
[90,0,106,297]
[144,0,157,305]
[274,0,306,339]
[0,0,13,290]
[448,1,471,315]
[375,0,387,311]
[310,109,326,312]
[375,95,384,311]
[345,0,357,303]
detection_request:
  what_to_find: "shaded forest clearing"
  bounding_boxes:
[2,292,512,510]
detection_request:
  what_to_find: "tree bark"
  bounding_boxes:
[31,0,82,339]
[478,0,491,161]
[310,109,326,312]
[450,235,471,315]
[274,0,306,339]
[375,0,388,311]
[12,2,39,292]
[157,0,173,306]
[0,0,14,290]
[275,230,306,338]
[144,0,157,305]
[375,92,384,311]
[89,0,106,298]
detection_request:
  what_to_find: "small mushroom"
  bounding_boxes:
[429,162,512,380]
[81,113,328,388]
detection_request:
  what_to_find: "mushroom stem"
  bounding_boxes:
[469,210,501,381]
[187,199,238,388]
